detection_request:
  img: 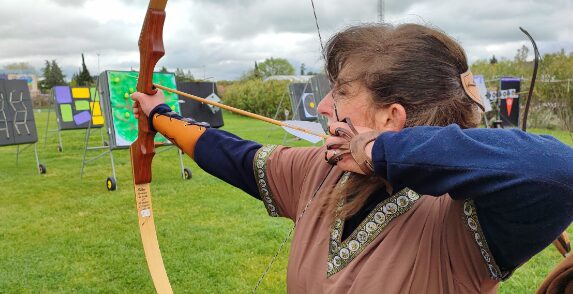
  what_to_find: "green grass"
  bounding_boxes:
[0,110,571,293]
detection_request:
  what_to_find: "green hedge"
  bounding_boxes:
[221,79,292,120]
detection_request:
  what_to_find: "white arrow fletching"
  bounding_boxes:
[282,120,326,144]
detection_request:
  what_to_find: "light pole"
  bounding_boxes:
[97,52,101,75]
[378,0,385,23]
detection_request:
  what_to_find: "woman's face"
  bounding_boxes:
[317,78,376,129]
[318,64,408,132]
[317,65,376,129]
[318,71,400,136]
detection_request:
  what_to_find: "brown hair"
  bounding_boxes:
[324,23,482,219]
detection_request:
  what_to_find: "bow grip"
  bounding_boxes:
[132,7,166,185]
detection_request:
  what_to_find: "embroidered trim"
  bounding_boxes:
[327,186,421,277]
[462,200,509,281]
[253,145,280,217]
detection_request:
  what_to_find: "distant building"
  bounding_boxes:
[0,70,39,96]
[264,75,314,83]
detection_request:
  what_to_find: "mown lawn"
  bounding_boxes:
[0,110,571,293]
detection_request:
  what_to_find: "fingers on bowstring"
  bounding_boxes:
[329,123,347,136]
[329,117,355,137]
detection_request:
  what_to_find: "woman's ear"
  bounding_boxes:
[374,103,407,131]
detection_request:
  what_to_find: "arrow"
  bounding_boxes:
[153,83,328,141]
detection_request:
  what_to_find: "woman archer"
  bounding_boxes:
[132,23,573,293]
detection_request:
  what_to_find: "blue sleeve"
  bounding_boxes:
[371,124,573,270]
[194,128,262,199]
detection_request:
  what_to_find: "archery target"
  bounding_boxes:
[52,86,104,130]
[301,92,317,118]
[289,83,315,121]
[310,74,331,132]
[499,77,520,128]
[176,82,224,128]
[0,80,38,146]
[98,70,180,148]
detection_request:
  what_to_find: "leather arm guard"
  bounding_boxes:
[149,104,209,159]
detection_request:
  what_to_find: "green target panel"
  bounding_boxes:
[99,70,180,148]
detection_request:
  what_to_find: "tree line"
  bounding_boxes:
[5,47,569,130]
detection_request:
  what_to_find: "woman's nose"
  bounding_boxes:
[317,90,334,118]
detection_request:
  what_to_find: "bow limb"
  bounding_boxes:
[519,27,570,257]
[130,0,172,293]
[519,27,539,132]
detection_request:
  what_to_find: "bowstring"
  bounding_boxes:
[252,2,328,292]
[252,166,335,293]
[310,0,326,60]
[310,0,340,122]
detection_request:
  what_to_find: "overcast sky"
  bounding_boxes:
[0,0,571,81]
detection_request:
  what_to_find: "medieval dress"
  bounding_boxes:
[152,104,573,293]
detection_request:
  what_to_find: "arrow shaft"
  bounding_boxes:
[153,83,328,139]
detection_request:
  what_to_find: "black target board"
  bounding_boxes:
[499,77,521,128]
[289,82,317,121]
[176,81,224,128]
[0,80,38,146]
[310,74,331,130]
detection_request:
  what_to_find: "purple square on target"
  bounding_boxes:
[73,111,92,125]
[54,86,72,104]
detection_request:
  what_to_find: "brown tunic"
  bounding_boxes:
[254,145,501,293]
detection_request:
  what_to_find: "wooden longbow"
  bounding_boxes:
[130,0,172,293]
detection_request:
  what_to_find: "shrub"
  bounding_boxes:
[222,79,292,120]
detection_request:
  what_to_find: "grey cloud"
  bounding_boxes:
[49,0,89,7]
[1,0,572,81]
